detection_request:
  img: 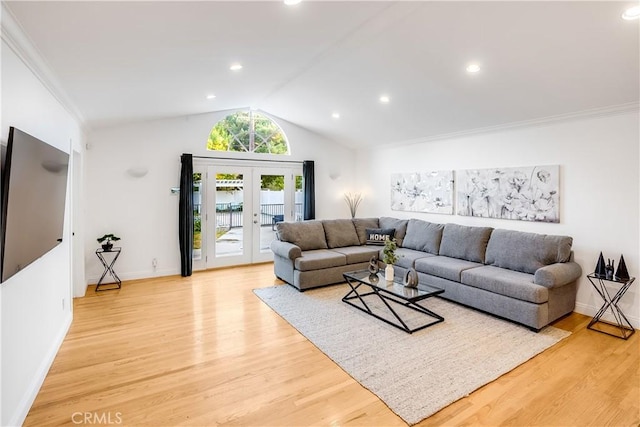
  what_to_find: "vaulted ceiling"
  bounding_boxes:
[4,1,639,148]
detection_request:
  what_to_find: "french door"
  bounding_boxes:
[192,162,302,270]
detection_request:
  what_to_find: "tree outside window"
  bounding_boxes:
[207,110,289,155]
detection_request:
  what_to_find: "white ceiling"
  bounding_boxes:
[4,1,639,148]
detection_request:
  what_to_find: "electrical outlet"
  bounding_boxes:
[62,298,65,310]
[152,258,158,269]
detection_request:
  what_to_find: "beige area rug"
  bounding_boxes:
[254,284,570,425]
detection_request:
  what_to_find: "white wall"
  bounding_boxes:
[85,110,356,282]
[355,111,640,328]
[0,40,85,426]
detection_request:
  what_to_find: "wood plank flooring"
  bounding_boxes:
[24,264,639,426]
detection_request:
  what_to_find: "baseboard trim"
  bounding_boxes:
[85,268,180,286]
[574,302,639,330]
[8,312,73,426]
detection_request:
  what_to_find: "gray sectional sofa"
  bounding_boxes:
[270,217,582,330]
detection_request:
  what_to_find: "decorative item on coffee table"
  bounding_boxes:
[368,256,379,274]
[404,268,419,288]
[383,238,398,282]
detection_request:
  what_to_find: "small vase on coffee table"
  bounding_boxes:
[385,264,394,282]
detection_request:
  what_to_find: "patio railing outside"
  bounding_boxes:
[215,203,303,228]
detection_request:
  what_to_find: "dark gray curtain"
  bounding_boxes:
[179,153,193,277]
[303,160,315,220]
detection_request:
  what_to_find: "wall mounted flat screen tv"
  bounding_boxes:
[1,127,69,282]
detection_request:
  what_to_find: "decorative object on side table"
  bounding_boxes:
[616,255,630,281]
[605,258,615,280]
[594,252,606,278]
[383,238,398,282]
[404,268,419,288]
[368,256,379,274]
[97,233,121,251]
[344,192,363,218]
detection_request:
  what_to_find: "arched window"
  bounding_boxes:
[207,110,290,155]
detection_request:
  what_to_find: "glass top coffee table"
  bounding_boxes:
[342,270,444,334]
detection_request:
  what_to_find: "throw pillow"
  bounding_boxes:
[365,228,395,245]
[323,219,360,248]
[402,219,445,254]
[379,217,408,246]
[352,217,380,245]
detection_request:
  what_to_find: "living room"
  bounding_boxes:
[1,1,639,426]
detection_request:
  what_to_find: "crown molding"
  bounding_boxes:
[388,102,640,148]
[1,3,88,132]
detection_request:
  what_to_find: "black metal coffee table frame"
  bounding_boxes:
[342,270,444,334]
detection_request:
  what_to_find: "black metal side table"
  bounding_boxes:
[95,247,122,292]
[586,273,635,340]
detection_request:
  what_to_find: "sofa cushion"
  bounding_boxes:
[391,248,436,269]
[402,219,445,254]
[365,228,395,245]
[352,217,380,245]
[415,256,483,282]
[294,250,346,271]
[277,221,328,251]
[461,265,548,304]
[379,217,409,247]
[331,246,381,264]
[486,229,573,274]
[322,219,361,248]
[439,223,493,263]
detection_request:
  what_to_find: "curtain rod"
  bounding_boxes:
[189,155,304,165]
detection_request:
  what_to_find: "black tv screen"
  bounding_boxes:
[1,127,69,282]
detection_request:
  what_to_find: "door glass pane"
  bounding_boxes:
[193,173,202,260]
[295,174,303,222]
[259,174,283,253]
[215,173,244,257]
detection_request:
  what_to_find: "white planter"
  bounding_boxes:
[385,264,394,282]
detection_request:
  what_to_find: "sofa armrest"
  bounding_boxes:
[270,240,302,261]
[534,262,582,288]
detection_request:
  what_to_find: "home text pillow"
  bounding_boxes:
[365,228,395,245]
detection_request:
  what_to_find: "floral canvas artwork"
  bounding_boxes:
[391,171,454,214]
[457,165,560,223]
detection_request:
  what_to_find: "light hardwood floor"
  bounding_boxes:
[25,264,639,426]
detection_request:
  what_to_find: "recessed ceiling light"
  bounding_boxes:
[622,5,640,20]
[466,63,481,73]
[206,94,216,100]
[331,112,340,119]
[284,0,302,5]
[379,95,390,104]
[230,63,243,71]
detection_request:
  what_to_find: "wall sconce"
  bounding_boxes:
[126,167,148,178]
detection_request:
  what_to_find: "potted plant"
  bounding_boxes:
[382,238,398,281]
[97,234,121,251]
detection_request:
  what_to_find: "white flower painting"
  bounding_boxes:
[457,165,560,223]
[391,171,454,214]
